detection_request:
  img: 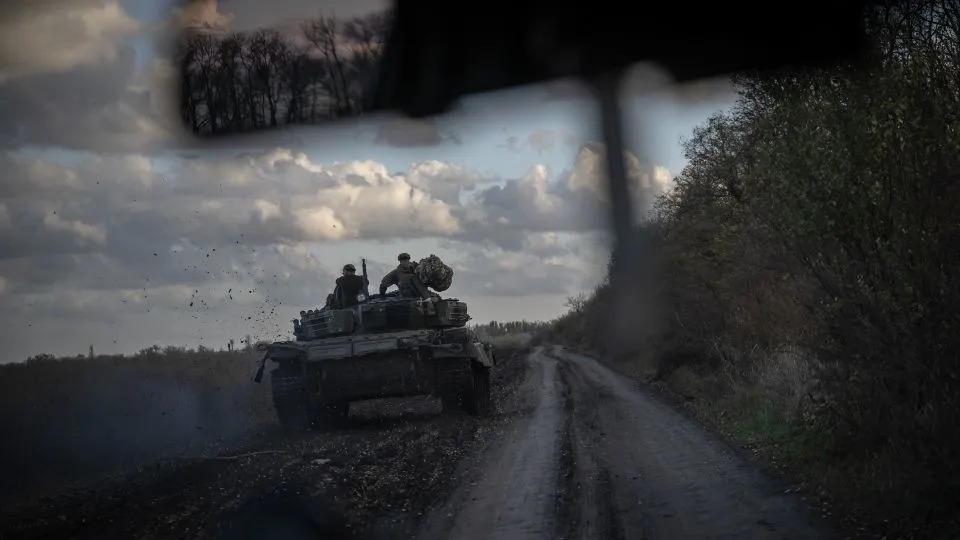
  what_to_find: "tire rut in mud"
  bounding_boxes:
[553,348,630,540]
[554,373,580,540]
[592,467,627,540]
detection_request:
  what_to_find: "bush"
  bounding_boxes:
[552,1,960,534]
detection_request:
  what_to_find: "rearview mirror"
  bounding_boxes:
[176,3,393,138]
[175,0,869,139]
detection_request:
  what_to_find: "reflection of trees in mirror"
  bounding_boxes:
[178,10,392,135]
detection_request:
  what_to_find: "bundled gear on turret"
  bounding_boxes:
[416,254,454,292]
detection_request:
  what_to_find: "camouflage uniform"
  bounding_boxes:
[379,253,431,299]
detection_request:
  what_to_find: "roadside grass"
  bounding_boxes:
[654,350,831,470]
[627,345,954,536]
[0,347,272,503]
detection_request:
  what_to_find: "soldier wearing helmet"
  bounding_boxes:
[379,252,430,298]
[333,262,368,308]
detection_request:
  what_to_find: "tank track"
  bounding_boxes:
[436,359,472,388]
[271,367,312,434]
[435,358,472,411]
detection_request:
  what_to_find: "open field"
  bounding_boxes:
[0,348,272,504]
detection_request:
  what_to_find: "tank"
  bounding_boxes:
[254,289,496,434]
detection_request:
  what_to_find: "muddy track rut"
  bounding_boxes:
[419,345,834,540]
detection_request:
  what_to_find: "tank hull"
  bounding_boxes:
[262,327,495,433]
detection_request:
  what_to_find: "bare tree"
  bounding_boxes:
[564,292,588,314]
[178,10,391,135]
[302,16,352,116]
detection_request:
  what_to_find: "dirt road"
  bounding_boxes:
[0,346,834,539]
[420,345,833,540]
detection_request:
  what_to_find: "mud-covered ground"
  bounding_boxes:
[417,346,835,540]
[1,346,841,540]
[0,349,529,540]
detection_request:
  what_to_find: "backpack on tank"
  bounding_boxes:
[415,254,454,292]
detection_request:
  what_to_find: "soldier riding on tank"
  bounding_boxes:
[379,252,432,299]
[333,263,368,308]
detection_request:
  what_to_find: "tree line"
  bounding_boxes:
[552,0,960,536]
[475,320,552,337]
[177,11,391,135]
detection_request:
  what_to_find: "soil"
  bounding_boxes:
[0,346,839,539]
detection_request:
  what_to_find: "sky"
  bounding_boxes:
[0,0,738,362]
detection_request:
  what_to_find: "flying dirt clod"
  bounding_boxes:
[254,254,496,434]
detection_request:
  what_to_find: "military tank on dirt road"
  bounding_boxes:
[254,255,496,434]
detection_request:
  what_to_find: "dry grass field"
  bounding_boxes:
[0,347,273,503]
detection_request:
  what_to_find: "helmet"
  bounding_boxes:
[343,263,356,272]
[398,252,411,261]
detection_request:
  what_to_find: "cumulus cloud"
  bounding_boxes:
[43,213,108,246]
[0,0,192,152]
[565,142,673,203]
[404,160,483,204]
[459,143,672,248]
[434,240,587,297]
[0,149,470,260]
[0,144,668,265]
[0,143,670,360]
[0,0,140,81]
[0,0,691,361]
[0,45,175,152]
[0,144,655,286]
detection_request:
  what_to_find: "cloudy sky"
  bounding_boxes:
[0,0,736,362]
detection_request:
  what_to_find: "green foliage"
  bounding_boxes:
[556,1,960,534]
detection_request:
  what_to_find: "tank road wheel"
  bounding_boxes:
[311,401,350,431]
[438,360,491,416]
[439,388,462,414]
[463,362,492,416]
[271,367,312,436]
[438,361,469,414]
